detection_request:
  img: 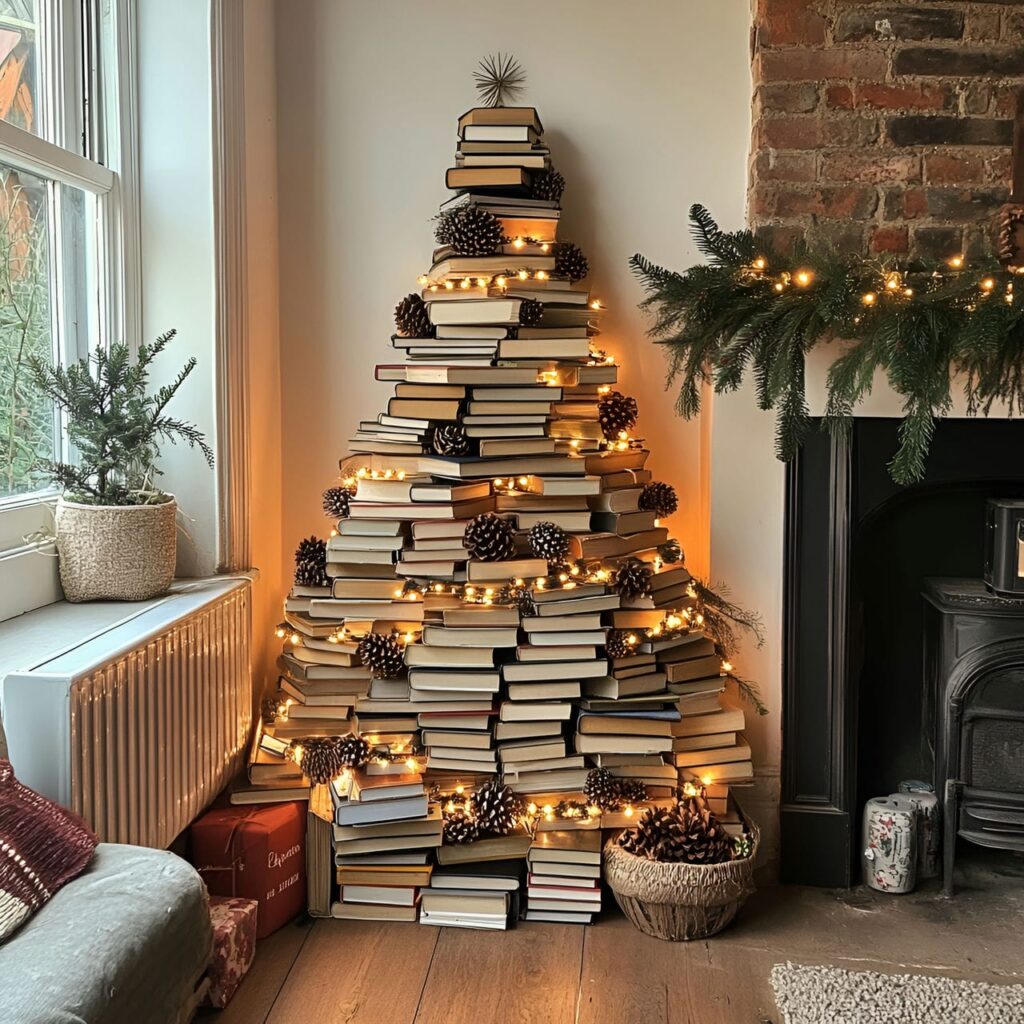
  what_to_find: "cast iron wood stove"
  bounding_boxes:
[923,579,1024,895]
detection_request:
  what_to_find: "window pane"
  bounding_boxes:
[0,162,53,497]
[0,1,38,135]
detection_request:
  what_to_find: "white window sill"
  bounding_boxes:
[0,574,254,683]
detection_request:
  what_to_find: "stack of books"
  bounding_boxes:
[330,768,439,922]
[525,830,602,924]
[266,100,757,926]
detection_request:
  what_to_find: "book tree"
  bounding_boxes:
[254,57,764,930]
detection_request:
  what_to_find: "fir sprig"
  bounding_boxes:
[28,330,213,505]
[631,205,1020,484]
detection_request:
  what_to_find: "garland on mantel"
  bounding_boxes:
[630,205,1024,485]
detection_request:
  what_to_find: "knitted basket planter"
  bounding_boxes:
[55,497,177,602]
[603,822,759,942]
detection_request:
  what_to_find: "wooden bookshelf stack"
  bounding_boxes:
[253,103,755,928]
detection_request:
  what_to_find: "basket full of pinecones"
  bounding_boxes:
[603,793,759,942]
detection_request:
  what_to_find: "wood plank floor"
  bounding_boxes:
[208,851,1024,1024]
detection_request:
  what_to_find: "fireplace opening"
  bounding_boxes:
[782,416,1024,886]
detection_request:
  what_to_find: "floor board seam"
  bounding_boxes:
[260,918,316,1024]
[411,926,442,1023]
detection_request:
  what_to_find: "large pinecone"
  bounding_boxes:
[531,168,565,202]
[431,423,469,456]
[617,799,733,864]
[658,538,684,564]
[291,736,344,785]
[338,733,372,769]
[518,297,544,327]
[323,485,354,519]
[294,536,328,587]
[463,512,516,562]
[598,391,639,440]
[395,293,433,337]
[443,809,480,845]
[618,806,676,858]
[357,632,405,679]
[605,629,638,660]
[615,559,652,598]
[443,206,502,256]
[639,481,678,518]
[554,242,589,283]
[470,780,519,836]
[528,521,569,563]
[584,767,622,811]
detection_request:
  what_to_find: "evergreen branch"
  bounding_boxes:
[726,673,769,716]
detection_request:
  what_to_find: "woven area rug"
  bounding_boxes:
[771,962,1024,1023]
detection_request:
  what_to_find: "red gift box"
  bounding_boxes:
[203,896,257,1008]
[191,801,306,938]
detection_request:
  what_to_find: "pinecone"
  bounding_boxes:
[617,806,676,858]
[261,694,284,726]
[444,206,502,256]
[583,767,622,811]
[669,795,734,865]
[528,521,569,563]
[598,391,638,440]
[518,297,544,327]
[357,632,405,679]
[605,629,637,660]
[554,242,589,283]
[515,588,538,617]
[463,512,516,562]
[294,536,328,587]
[615,559,652,598]
[323,485,354,520]
[431,423,469,456]
[470,780,519,835]
[639,481,678,518]
[291,736,344,785]
[618,779,648,805]
[443,809,480,845]
[531,168,565,202]
[338,733,372,769]
[657,538,684,564]
[394,293,433,337]
[434,210,456,247]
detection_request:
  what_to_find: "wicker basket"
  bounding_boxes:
[55,497,177,602]
[603,823,760,941]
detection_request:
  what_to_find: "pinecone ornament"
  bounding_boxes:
[394,293,433,337]
[605,629,637,660]
[463,512,516,562]
[443,809,480,845]
[338,733,372,769]
[470,780,519,835]
[515,588,538,617]
[431,423,469,456]
[528,521,569,563]
[615,559,652,598]
[294,536,328,587]
[598,391,638,440]
[518,297,544,327]
[434,210,456,247]
[291,736,344,785]
[357,632,405,679]
[322,485,354,520]
[583,767,622,811]
[554,242,589,283]
[531,168,565,202]
[658,538,684,564]
[444,206,502,256]
[639,481,678,518]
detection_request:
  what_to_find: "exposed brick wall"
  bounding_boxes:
[749,1,1024,258]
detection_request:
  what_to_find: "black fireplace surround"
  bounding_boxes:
[782,417,1024,887]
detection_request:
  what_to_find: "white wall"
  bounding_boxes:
[275,0,752,583]
[137,0,218,577]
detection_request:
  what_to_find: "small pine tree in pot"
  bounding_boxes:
[28,330,213,602]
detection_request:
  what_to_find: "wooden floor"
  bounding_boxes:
[210,850,1024,1024]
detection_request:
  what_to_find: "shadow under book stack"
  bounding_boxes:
[253,103,756,928]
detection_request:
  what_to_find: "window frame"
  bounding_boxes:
[0,0,139,615]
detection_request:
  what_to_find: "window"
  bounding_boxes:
[0,1,136,610]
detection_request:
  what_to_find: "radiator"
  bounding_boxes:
[1,578,252,848]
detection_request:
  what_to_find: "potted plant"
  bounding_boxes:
[603,785,759,941]
[28,329,213,602]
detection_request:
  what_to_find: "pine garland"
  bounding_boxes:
[631,204,1024,485]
